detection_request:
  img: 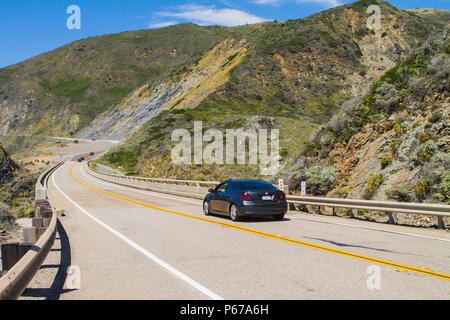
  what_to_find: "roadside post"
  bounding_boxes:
[279,179,284,191]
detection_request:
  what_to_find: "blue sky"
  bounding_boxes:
[0,0,448,68]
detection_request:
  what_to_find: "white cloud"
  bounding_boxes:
[295,0,342,7]
[148,21,178,29]
[254,0,342,8]
[156,5,267,27]
[253,0,281,5]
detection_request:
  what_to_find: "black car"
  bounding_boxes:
[203,180,287,221]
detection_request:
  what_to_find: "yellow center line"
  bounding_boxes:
[69,163,450,281]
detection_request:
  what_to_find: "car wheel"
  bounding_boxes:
[274,213,285,220]
[203,201,211,216]
[229,204,239,221]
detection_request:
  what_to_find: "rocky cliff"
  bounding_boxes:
[284,26,449,227]
[98,0,443,181]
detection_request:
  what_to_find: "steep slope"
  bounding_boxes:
[0,142,39,240]
[79,38,248,140]
[288,27,449,211]
[98,0,440,179]
[0,144,18,186]
[0,24,233,137]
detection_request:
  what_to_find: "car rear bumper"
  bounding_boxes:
[238,202,287,217]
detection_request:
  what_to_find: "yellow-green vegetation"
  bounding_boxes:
[357,209,375,221]
[414,178,431,201]
[380,155,392,169]
[363,173,384,200]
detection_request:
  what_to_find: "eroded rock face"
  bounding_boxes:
[0,144,18,187]
[79,39,247,140]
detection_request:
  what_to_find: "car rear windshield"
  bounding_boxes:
[235,181,276,191]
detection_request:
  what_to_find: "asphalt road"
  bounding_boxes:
[26,161,450,299]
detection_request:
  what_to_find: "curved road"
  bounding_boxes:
[24,161,450,299]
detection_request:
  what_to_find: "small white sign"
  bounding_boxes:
[279,179,284,191]
[301,181,306,196]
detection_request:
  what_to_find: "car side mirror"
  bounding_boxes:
[208,188,215,193]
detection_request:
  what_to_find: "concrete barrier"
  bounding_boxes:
[0,209,57,299]
[0,162,62,300]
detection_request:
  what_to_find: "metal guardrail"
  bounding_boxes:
[0,162,62,300]
[286,196,450,217]
[95,172,219,186]
[86,162,449,227]
[35,162,63,200]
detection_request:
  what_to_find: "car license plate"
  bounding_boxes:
[262,195,273,201]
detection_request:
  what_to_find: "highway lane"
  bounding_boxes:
[42,161,450,299]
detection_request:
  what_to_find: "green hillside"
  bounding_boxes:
[97,0,441,180]
[0,24,234,136]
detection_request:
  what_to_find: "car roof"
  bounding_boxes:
[222,179,270,184]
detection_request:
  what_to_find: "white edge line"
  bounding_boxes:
[51,163,224,300]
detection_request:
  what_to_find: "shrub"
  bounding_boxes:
[333,188,348,198]
[385,182,412,202]
[305,165,337,196]
[410,141,437,167]
[393,121,404,137]
[363,173,384,200]
[373,82,400,113]
[13,202,34,219]
[380,155,392,169]
[428,55,450,91]
[417,130,434,143]
[304,142,319,156]
[414,178,431,201]
[390,140,400,155]
[435,168,450,203]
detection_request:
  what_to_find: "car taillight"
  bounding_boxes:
[280,191,286,200]
[240,192,251,201]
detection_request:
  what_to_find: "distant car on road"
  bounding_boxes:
[89,152,95,156]
[78,157,85,162]
[203,180,287,221]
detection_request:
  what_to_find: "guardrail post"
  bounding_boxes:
[1,243,19,271]
[388,213,397,224]
[438,216,447,229]
[349,209,355,218]
[332,207,337,216]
